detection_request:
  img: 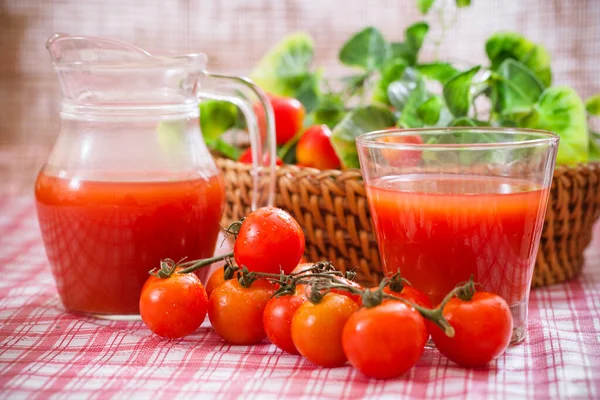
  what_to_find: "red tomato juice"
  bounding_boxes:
[366,174,548,306]
[35,172,225,316]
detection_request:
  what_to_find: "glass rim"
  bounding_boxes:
[356,127,559,151]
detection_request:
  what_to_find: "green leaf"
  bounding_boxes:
[416,62,460,83]
[331,105,397,168]
[405,22,429,53]
[456,0,471,7]
[341,73,371,97]
[294,71,322,113]
[206,138,242,160]
[436,107,455,127]
[494,59,545,116]
[585,95,600,116]
[417,0,436,13]
[312,94,346,128]
[485,32,552,87]
[250,32,314,97]
[520,86,588,164]
[421,125,501,166]
[390,42,416,66]
[449,117,490,127]
[389,22,429,66]
[589,131,600,161]
[496,118,518,127]
[443,66,481,117]
[278,130,304,164]
[372,59,408,104]
[339,27,389,70]
[199,100,239,141]
[417,96,442,125]
[387,67,419,111]
[398,78,429,128]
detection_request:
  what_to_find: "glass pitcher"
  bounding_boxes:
[35,34,276,319]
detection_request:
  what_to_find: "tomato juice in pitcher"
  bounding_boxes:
[36,173,225,315]
[36,34,276,317]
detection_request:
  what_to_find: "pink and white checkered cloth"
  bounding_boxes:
[1,197,599,399]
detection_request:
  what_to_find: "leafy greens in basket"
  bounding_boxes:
[201,5,599,168]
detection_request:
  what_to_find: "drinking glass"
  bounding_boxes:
[356,127,558,344]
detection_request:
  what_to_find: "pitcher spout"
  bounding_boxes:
[46,33,154,66]
[46,33,207,109]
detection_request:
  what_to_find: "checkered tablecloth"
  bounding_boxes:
[1,197,599,400]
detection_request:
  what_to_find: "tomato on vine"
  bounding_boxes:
[140,263,208,339]
[205,262,239,299]
[382,274,432,309]
[208,277,275,345]
[291,292,358,368]
[292,263,363,305]
[234,207,305,275]
[429,288,513,367]
[331,276,363,305]
[262,285,307,355]
[205,267,227,298]
[342,300,428,379]
[291,262,313,274]
[238,148,284,166]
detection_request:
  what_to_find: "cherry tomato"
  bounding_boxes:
[139,269,208,339]
[383,285,432,309]
[291,262,314,274]
[296,125,341,170]
[291,263,363,304]
[255,94,305,146]
[291,293,358,368]
[270,95,305,145]
[430,292,513,367]
[207,278,275,345]
[234,207,305,275]
[379,133,423,167]
[292,263,363,305]
[342,301,428,379]
[331,276,364,305]
[263,286,307,354]
[205,267,227,299]
[238,148,283,166]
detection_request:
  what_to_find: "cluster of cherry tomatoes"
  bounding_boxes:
[238,94,342,170]
[139,207,514,380]
[236,93,428,170]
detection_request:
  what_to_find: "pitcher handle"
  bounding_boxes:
[199,72,276,210]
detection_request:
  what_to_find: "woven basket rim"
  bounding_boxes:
[218,157,600,177]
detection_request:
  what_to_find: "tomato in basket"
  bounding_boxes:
[296,125,341,170]
[255,94,305,146]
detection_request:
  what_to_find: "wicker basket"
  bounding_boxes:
[217,158,600,288]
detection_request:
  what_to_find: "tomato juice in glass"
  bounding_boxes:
[366,176,547,305]
[357,128,558,344]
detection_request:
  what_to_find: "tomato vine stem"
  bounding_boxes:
[308,278,459,338]
[152,252,472,339]
[176,251,235,275]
